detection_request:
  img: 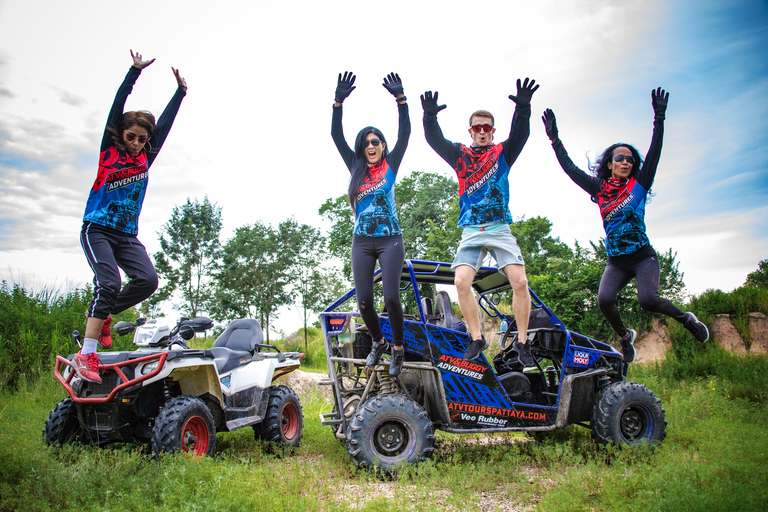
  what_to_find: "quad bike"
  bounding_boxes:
[44,317,304,457]
[319,260,666,472]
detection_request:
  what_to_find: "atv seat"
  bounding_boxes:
[208,319,265,374]
[214,319,264,353]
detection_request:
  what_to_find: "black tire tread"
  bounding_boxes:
[591,381,667,446]
[151,395,216,457]
[43,398,80,445]
[254,385,304,447]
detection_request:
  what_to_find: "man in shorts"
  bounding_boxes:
[421,78,539,365]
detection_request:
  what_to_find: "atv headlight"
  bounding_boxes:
[141,362,160,375]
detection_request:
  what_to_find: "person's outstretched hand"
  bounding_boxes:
[382,72,404,97]
[652,87,669,116]
[130,49,155,70]
[172,67,187,91]
[508,78,539,106]
[420,91,446,116]
[335,71,356,103]
[542,109,559,142]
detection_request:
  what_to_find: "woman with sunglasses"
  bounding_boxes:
[331,71,410,377]
[74,50,187,383]
[541,88,708,363]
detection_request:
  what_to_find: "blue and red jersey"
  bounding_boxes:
[423,104,531,228]
[83,66,185,235]
[331,102,411,237]
[552,115,665,256]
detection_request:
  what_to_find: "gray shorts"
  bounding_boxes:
[451,224,525,272]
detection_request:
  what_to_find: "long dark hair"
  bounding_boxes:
[589,142,643,180]
[348,126,389,211]
[107,110,157,153]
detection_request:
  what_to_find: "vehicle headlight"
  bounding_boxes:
[134,329,155,346]
[141,362,160,375]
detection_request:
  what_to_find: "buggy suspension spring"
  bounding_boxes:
[377,371,400,395]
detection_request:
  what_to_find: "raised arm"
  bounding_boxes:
[146,66,188,167]
[421,91,459,166]
[382,73,410,172]
[636,87,668,190]
[331,71,357,170]
[502,78,538,164]
[542,108,600,197]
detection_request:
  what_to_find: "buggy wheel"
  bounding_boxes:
[346,394,435,473]
[151,396,216,457]
[254,385,304,448]
[591,381,666,446]
[43,398,81,445]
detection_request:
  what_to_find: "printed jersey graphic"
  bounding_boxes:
[353,161,401,237]
[454,144,513,227]
[83,147,149,234]
[598,177,650,256]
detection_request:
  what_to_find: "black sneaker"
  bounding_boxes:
[683,313,709,343]
[366,340,388,366]
[463,336,489,361]
[389,349,404,376]
[514,340,536,367]
[620,329,637,363]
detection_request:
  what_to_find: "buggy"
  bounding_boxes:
[318,260,666,471]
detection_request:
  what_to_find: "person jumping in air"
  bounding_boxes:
[331,71,411,377]
[76,50,187,383]
[541,88,709,363]
[421,78,539,365]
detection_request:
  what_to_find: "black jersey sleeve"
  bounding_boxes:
[501,104,532,165]
[100,66,141,152]
[331,104,357,172]
[386,102,411,174]
[636,114,665,190]
[146,87,186,168]
[552,139,600,197]
[423,113,461,168]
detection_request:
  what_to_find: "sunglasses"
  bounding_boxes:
[125,132,149,144]
[470,124,494,133]
[364,139,382,147]
[613,154,635,164]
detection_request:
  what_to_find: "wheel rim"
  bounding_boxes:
[182,416,210,455]
[281,403,299,440]
[373,420,409,457]
[620,403,652,443]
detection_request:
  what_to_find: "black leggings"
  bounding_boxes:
[598,246,688,337]
[80,222,159,320]
[351,234,405,346]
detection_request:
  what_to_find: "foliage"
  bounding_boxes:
[318,195,354,280]
[0,282,137,389]
[745,258,768,289]
[154,196,223,317]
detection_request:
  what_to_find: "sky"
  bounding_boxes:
[1,0,767,336]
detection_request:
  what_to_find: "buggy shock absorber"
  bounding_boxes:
[377,370,400,395]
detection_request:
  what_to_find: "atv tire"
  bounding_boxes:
[43,398,81,445]
[152,395,216,457]
[254,385,303,448]
[346,393,435,473]
[591,381,666,446]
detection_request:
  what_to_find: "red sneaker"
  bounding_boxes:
[98,317,113,349]
[72,352,102,383]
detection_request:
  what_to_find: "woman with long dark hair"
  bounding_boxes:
[542,88,708,362]
[331,71,410,376]
[75,50,187,383]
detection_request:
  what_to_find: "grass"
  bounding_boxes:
[2,364,767,512]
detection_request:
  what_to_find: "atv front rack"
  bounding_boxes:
[54,352,168,404]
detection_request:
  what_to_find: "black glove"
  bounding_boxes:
[542,109,559,142]
[508,77,540,106]
[382,72,404,97]
[335,71,356,103]
[652,87,669,116]
[420,91,446,116]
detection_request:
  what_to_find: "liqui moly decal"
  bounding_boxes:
[573,350,590,366]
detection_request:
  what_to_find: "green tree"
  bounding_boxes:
[745,258,768,289]
[318,195,354,280]
[154,196,222,317]
[212,222,290,342]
